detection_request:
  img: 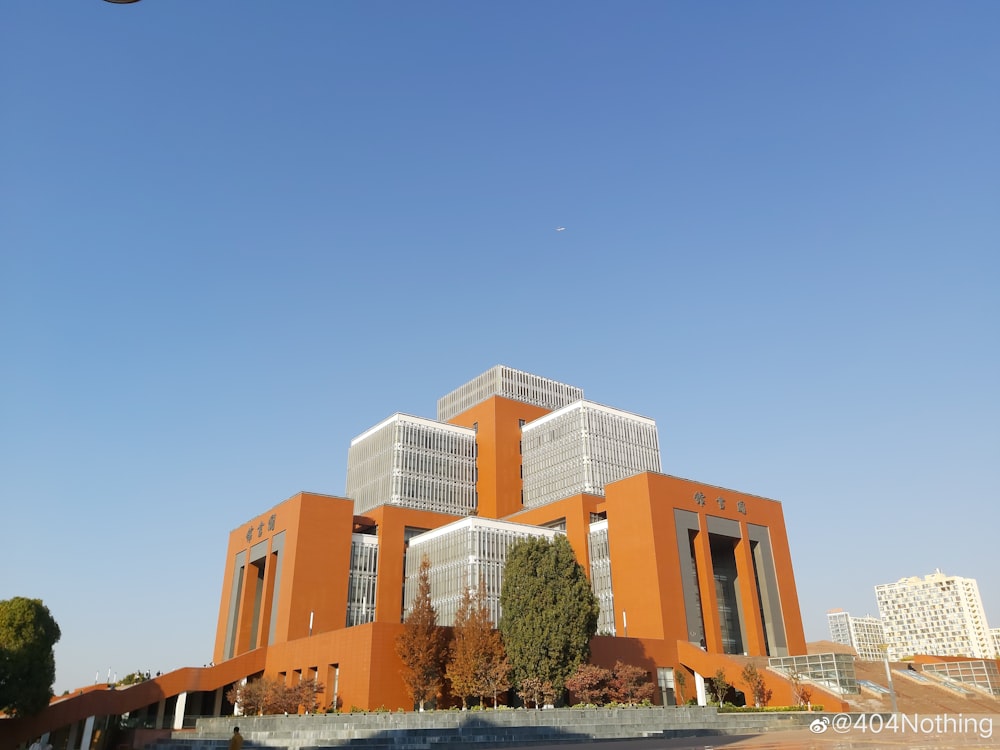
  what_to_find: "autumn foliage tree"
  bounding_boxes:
[479,638,513,707]
[566,661,656,705]
[740,663,772,707]
[788,671,812,708]
[226,676,324,715]
[565,663,611,704]
[516,676,556,709]
[446,578,510,707]
[608,661,656,704]
[395,556,448,710]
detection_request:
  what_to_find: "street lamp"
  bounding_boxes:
[879,644,899,714]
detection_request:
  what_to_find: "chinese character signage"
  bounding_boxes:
[245,514,278,544]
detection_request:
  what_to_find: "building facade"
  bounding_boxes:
[520,400,661,509]
[208,366,810,711]
[345,413,477,516]
[403,517,559,626]
[875,570,996,661]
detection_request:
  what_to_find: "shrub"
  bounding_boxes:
[609,661,656,705]
[226,676,324,715]
[565,664,612,705]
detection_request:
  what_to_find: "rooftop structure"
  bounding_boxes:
[521,400,661,508]
[437,365,582,421]
[345,413,476,516]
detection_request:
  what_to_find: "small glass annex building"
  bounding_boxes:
[5,366,845,750]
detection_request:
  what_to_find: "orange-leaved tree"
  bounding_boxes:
[395,555,448,711]
[446,584,478,707]
[565,663,612,705]
[608,661,656,705]
[447,577,510,707]
[226,676,324,715]
[478,624,512,707]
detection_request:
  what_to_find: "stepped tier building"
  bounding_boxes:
[212,366,807,711]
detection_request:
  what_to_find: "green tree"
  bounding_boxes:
[498,535,599,702]
[118,670,149,686]
[395,556,448,710]
[708,668,731,705]
[0,597,61,717]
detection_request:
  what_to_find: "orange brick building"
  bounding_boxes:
[213,366,811,711]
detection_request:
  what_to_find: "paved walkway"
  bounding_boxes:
[503,722,998,750]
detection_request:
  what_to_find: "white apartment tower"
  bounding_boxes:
[828,609,852,647]
[875,570,995,660]
[827,609,886,662]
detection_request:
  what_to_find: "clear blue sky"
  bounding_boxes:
[2,2,997,694]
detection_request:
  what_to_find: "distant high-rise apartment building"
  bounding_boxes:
[827,609,886,661]
[875,570,995,660]
[828,609,851,647]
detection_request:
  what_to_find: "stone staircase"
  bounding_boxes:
[850,661,999,714]
[147,707,824,750]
